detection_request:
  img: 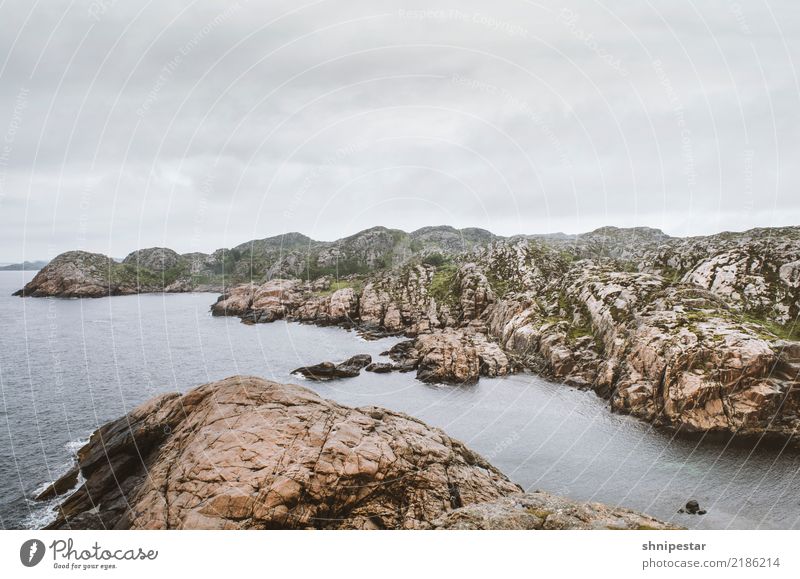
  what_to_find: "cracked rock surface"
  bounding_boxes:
[432,491,679,530]
[44,376,522,530]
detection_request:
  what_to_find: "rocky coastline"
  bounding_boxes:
[40,376,677,530]
[15,225,800,440]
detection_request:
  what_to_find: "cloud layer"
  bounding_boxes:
[1,0,798,261]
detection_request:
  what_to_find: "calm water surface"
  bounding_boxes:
[1,271,798,529]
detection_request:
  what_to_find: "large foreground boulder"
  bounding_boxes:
[41,376,675,530]
[44,376,520,530]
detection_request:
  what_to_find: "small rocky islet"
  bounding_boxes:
[17,224,800,529]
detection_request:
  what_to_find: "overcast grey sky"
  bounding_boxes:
[0,0,798,261]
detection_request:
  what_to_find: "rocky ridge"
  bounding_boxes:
[41,376,677,530]
[212,227,800,439]
[15,226,497,297]
[14,225,800,440]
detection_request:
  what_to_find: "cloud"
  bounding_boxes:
[0,0,799,261]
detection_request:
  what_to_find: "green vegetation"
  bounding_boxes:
[188,273,226,286]
[525,507,552,520]
[428,264,460,306]
[739,313,800,341]
[677,304,800,342]
[316,279,364,296]
[422,252,448,267]
[558,250,576,264]
[111,262,190,288]
[302,257,379,281]
[566,323,593,342]
[659,265,683,283]
[485,272,510,298]
[205,248,242,276]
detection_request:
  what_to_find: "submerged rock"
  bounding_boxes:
[365,362,396,373]
[291,354,372,381]
[35,466,80,501]
[679,500,706,515]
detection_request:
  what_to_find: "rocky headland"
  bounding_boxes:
[15,225,800,440]
[41,375,676,530]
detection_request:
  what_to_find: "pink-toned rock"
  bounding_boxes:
[15,251,120,298]
[45,376,521,530]
[433,491,679,530]
[210,283,257,316]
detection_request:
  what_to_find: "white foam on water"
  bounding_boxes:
[23,437,89,529]
[64,437,90,454]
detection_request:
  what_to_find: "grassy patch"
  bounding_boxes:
[525,507,552,520]
[679,306,800,342]
[739,314,800,341]
[317,279,363,296]
[485,272,511,298]
[111,263,189,287]
[429,264,460,306]
[302,257,381,280]
[422,252,448,267]
[567,323,593,342]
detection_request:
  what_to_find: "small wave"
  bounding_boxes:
[25,463,85,530]
[65,437,90,454]
[22,498,58,530]
[22,436,90,529]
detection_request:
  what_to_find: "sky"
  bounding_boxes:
[0,0,799,262]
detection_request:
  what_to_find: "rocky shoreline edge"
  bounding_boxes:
[15,225,800,442]
[38,376,679,530]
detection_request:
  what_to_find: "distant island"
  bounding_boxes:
[0,260,48,271]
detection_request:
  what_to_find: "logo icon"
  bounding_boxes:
[20,539,45,567]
